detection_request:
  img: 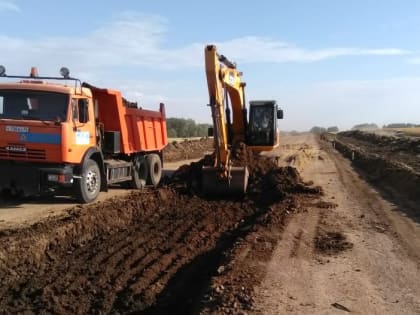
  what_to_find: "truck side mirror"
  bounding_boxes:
[277,109,284,119]
[208,127,214,137]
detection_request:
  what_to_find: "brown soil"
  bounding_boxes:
[323,131,420,206]
[314,230,353,254]
[163,138,214,162]
[254,134,420,314]
[337,130,420,172]
[0,143,321,314]
[3,134,420,314]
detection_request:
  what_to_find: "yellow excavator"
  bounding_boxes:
[202,44,283,195]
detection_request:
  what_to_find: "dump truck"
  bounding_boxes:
[0,66,167,203]
[203,45,283,195]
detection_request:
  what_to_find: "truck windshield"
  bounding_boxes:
[0,90,69,122]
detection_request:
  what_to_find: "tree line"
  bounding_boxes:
[383,123,420,128]
[167,117,212,138]
[309,122,420,134]
[309,126,339,134]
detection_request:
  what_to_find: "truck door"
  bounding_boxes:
[69,98,96,162]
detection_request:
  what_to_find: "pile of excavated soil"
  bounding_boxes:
[337,131,420,171]
[163,138,214,162]
[322,131,420,206]
[0,144,322,314]
[340,130,420,155]
[168,142,321,200]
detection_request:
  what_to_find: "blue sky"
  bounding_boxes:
[1,0,420,130]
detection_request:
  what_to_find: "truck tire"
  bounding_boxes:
[74,159,101,203]
[130,156,148,189]
[146,154,162,186]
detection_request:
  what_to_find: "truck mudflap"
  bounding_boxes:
[0,161,74,196]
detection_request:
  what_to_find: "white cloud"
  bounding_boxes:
[0,12,409,76]
[216,36,408,64]
[0,12,415,127]
[0,0,19,12]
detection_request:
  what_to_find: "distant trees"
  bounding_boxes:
[351,123,379,131]
[309,126,339,134]
[167,118,211,138]
[310,126,327,134]
[383,123,420,128]
[327,126,339,133]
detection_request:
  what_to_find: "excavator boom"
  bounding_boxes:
[203,45,249,195]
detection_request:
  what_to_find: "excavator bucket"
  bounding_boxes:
[201,166,249,196]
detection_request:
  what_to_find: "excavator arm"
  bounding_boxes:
[215,55,247,143]
[203,45,249,195]
[204,45,230,171]
[204,45,249,167]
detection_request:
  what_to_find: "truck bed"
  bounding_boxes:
[90,87,167,154]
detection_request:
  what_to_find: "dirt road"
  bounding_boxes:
[255,133,420,314]
[0,134,420,314]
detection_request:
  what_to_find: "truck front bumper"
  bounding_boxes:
[0,161,74,196]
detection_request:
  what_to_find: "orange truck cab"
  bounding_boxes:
[0,66,167,203]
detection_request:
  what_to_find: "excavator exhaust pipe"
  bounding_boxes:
[201,166,249,196]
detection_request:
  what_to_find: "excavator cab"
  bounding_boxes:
[248,100,283,147]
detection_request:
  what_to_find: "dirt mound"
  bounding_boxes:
[163,138,214,162]
[168,143,321,202]
[339,130,420,154]
[0,144,322,314]
[323,133,420,206]
[337,131,420,173]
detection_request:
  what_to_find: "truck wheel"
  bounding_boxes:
[74,159,101,203]
[146,154,162,186]
[130,156,148,189]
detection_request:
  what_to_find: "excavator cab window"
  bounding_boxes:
[248,103,276,146]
